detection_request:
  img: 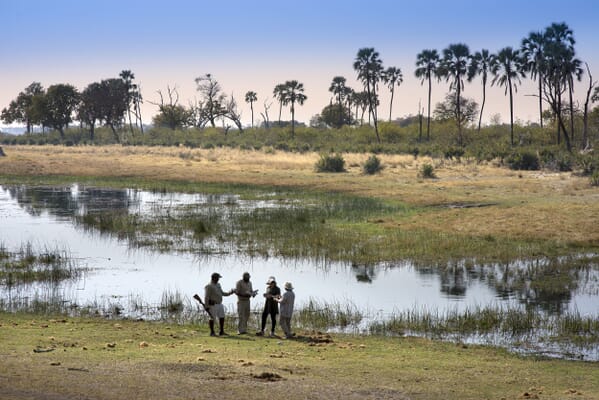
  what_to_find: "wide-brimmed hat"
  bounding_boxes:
[284,282,293,290]
[266,276,276,284]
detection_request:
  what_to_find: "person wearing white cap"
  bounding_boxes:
[257,276,280,337]
[277,282,295,339]
[204,272,235,336]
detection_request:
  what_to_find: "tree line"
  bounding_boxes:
[2,21,598,152]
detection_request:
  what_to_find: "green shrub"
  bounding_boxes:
[506,150,539,170]
[315,153,346,173]
[419,163,436,179]
[363,155,383,175]
[591,171,599,187]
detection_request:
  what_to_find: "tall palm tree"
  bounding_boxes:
[439,43,470,145]
[353,47,384,143]
[521,31,546,128]
[244,91,257,128]
[491,47,525,146]
[273,84,287,126]
[382,66,403,121]
[564,55,583,143]
[329,76,348,127]
[543,22,576,148]
[467,49,495,132]
[414,49,440,140]
[281,80,307,137]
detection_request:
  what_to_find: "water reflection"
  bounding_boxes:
[2,184,598,319]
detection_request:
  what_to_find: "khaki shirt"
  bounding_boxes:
[204,282,226,306]
[236,279,253,301]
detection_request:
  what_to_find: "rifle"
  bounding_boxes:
[193,294,211,317]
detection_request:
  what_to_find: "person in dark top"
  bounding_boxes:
[257,276,281,337]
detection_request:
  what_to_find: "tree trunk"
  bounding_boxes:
[582,63,596,150]
[568,79,575,145]
[427,76,432,140]
[538,76,544,128]
[388,88,394,122]
[509,78,514,146]
[478,79,486,133]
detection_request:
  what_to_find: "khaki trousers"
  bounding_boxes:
[237,300,250,333]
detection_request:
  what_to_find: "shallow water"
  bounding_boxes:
[1,184,598,360]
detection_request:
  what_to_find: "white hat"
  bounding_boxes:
[284,282,293,290]
[266,276,276,284]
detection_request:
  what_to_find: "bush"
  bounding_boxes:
[506,150,540,170]
[315,153,346,173]
[419,163,436,179]
[363,155,383,175]
[591,171,599,187]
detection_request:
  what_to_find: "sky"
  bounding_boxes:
[2,0,598,128]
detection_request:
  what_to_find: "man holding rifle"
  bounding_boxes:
[203,272,235,336]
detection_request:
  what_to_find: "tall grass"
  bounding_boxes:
[0,242,83,286]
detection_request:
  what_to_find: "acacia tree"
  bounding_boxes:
[44,84,79,138]
[521,31,546,128]
[414,49,440,140]
[491,47,525,146]
[78,82,102,140]
[468,49,494,132]
[244,91,257,128]
[195,73,226,128]
[280,80,307,137]
[439,43,470,146]
[434,93,479,126]
[1,82,45,133]
[382,66,403,121]
[353,47,384,142]
[150,85,193,129]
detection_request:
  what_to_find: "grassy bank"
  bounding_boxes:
[1,145,598,260]
[1,312,598,400]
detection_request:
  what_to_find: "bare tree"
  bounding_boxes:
[582,63,597,150]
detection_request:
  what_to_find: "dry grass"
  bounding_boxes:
[2,144,599,245]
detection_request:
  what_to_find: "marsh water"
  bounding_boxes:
[1,184,598,360]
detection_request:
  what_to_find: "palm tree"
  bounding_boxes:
[244,91,257,128]
[281,80,307,137]
[273,84,287,126]
[564,55,583,144]
[414,49,440,140]
[439,43,470,145]
[353,47,384,142]
[329,76,348,127]
[521,31,546,128]
[467,49,495,132]
[491,47,525,146]
[382,66,403,121]
[543,22,576,149]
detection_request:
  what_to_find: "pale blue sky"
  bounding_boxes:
[2,0,598,126]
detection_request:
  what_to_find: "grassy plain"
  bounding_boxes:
[1,145,599,399]
[1,144,598,246]
[1,312,598,400]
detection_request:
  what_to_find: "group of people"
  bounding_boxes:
[202,272,295,339]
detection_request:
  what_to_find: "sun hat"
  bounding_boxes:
[266,276,276,284]
[284,282,293,290]
[211,272,222,279]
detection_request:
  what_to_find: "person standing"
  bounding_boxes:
[235,272,257,335]
[257,276,280,337]
[204,272,234,336]
[277,282,295,339]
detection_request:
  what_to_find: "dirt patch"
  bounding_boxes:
[253,372,284,381]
